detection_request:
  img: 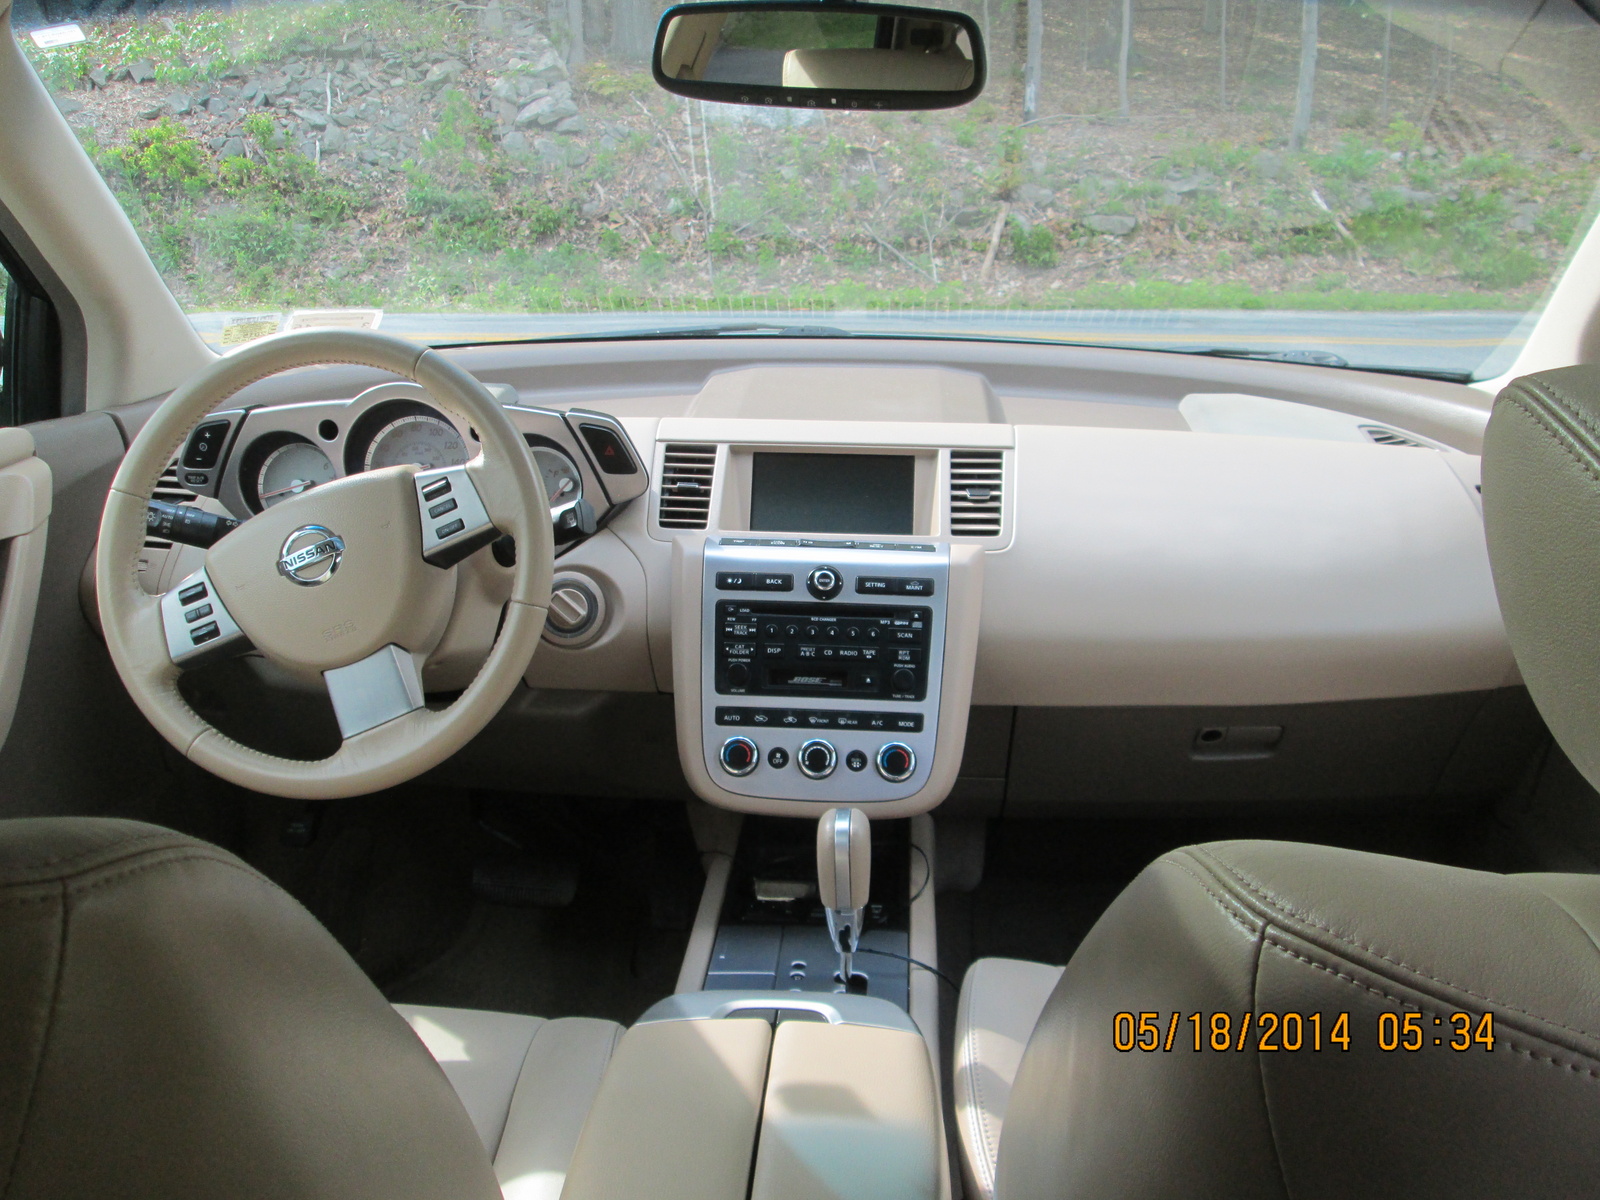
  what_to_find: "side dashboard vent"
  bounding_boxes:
[657,443,717,529]
[948,449,1004,537]
[144,462,198,551]
[1360,424,1430,449]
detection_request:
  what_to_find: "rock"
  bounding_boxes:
[580,199,606,217]
[491,98,520,127]
[528,48,567,82]
[207,96,230,114]
[1253,150,1286,179]
[553,114,586,134]
[332,109,357,127]
[501,130,528,153]
[285,61,307,79]
[54,95,85,115]
[322,126,348,152]
[598,135,618,152]
[87,66,108,89]
[1083,214,1138,236]
[533,136,565,164]
[952,207,988,228]
[1510,213,1536,233]
[167,92,193,115]
[1395,187,1437,206]
[138,104,165,120]
[358,147,383,164]
[481,0,505,34]
[327,43,364,60]
[1017,184,1054,206]
[128,59,156,84]
[424,59,466,87]
[298,139,319,157]
[294,108,330,128]
[1163,170,1214,195]
[567,145,589,166]
[208,136,226,150]
[515,94,558,127]
[219,136,248,159]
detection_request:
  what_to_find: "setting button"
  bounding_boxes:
[855,576,893,595]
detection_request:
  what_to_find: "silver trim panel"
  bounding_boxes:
[323,643,425,738]
[637,989,919,1034]
[161,566,250,666]
[412,465,497,568]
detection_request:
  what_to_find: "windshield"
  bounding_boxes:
[17,0,1600,379]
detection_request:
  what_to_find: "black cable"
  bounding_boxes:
[908,842,932,903]
[855,947,960,993]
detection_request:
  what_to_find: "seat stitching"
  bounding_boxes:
[1251,927,1296,1200]
[0,881,65,1197]
[1263,936,1600,1083]
[955,979,997,1198]
[1160,854,1262,935]
[1495,392,1600,488]
[1508,376,1600,448]
[1193,847,1600,1043]
[0,829,188,878]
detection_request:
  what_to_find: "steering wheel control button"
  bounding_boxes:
[720,737,759,777]
[414,466,498,568]
[277,525,346,587]
[798,739,838,779]
[182,421,231,470]
[876,743,916,783]
[768,747,790,769]
[846,749,868,772]
[161,567,250,667]
[806,566,843,600]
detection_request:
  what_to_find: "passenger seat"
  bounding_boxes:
[952,958,1065,1200]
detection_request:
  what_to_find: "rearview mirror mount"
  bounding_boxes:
[652,1,986,111]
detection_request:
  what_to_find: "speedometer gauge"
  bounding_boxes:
[256,442,336,509]
[363,414,469,471]
[531,446,582,509]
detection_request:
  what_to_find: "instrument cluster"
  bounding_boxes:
[175,381,646,557]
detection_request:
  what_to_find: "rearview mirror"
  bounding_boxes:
[652,1,985,111]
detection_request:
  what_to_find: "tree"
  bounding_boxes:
[1118,0,1132,118]
[1023,0,1043,121]
[564,0,585,68]
[1289,0,1318,150]
[610,0,657,63]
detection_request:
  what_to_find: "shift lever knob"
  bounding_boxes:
[817,808,871,989]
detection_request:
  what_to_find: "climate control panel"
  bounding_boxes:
[701,538,947,803]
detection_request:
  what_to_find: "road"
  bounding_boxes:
[186,308,1532,378]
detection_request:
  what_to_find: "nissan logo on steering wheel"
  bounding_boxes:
[277,525,346,586]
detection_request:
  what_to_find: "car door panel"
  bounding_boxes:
[0,425,50,751]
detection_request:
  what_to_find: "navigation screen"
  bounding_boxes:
[749,453,915,535]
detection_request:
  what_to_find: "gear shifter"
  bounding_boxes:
[816,807,871,991]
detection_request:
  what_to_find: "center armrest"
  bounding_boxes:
[561,992,946,1200]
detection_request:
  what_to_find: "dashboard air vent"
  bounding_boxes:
[949,449,1004,537]
[144,462,198,550]
[658,443,717,529]
[1360,424,1429,448]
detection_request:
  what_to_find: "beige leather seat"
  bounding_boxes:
[956,365,1600,1200]
[0,817,616,1200]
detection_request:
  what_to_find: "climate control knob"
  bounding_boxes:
[798,738,838,779]
[876,742,916,783]
[719,736,759,777]
[807,566,843,600]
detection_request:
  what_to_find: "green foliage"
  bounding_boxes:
[577,60,655,101]
[1010,223,1058,268]
[1312,137,1384,182]
[104,120,210,196]
[1383,119,1425,153]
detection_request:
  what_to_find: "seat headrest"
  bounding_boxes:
[1484,365,1600,789]
[0,817,499,1200]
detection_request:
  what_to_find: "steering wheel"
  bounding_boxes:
[96,329,553,799]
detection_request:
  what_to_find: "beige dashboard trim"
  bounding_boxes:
[671,536,983,818]
[0,428,51,752]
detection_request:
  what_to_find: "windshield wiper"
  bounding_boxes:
[468,322,854,348]
[1185,347,1474,383]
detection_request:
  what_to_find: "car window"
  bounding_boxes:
[17,0,1600,379]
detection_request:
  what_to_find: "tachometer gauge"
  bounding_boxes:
[256,441,337,509]
[531,446,582,509]
[363,414,470,471]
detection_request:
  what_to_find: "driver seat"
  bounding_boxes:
[0,817,618,1200]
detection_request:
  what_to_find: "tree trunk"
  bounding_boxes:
[565,0,585,68]
[610,0,656,64]
[1219,0,1228,110]
[1289,0,1317,150]
[1380,0,1393,120]
[1023,0,1043,121]
[1118,0,1132,118]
